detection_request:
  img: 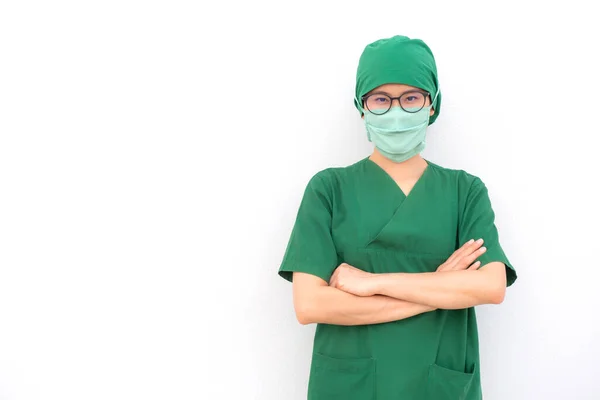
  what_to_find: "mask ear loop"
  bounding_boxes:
[356,96,373,141]
[355,96,367,116]
[429,88,440,109]
[423,88,440,125]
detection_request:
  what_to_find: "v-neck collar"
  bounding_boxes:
[364,156,431,199]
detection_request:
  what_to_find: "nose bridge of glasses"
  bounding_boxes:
[391,95,414,111]
[391,96,403,108]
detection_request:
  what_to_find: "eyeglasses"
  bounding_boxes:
[361,90,430,115]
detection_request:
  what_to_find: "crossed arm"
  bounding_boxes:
[293,239,507,326]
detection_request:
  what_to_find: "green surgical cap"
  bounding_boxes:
[354,35,442,125]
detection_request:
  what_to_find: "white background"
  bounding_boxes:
[1,1,599,399]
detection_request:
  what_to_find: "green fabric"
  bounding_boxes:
[354,35,442,125]
[279,158,516,400]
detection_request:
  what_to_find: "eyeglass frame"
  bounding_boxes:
[361,90,432,115]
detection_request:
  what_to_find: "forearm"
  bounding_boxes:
[295,285,435,326]
[371,263,506,309]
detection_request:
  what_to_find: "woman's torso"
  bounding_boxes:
[307,157,482,400]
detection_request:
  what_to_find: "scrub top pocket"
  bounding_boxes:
[308,352,375,400]
[425,363,475,400]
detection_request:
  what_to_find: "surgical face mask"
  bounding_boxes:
[362,90,439,163]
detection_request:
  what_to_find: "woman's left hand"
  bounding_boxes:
[329,263,378,297]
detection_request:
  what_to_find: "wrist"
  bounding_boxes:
[368,273,389,296]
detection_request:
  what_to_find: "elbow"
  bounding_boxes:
[294,299,316,325]
[488,285,506,305]
[295,308,312,325]
[296,312,312,325]
[479,265,507,305]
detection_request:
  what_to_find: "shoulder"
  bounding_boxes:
[307,157,370,189]
[425,159,486,192]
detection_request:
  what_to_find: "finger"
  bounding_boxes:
[446,239,475,264]
[437,263,450,272]
[450,239,485,267]
[330,263,347,284]
[449,238,483,266]
[341,263,361,273]
[461,238,484,257]
[455,246,487,270]
[442,238,482,271]
[329,269,338,286]
[467,260,481,270]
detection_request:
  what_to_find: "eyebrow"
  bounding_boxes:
[364,89,429,97]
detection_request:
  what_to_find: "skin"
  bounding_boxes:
[292,83,507,325]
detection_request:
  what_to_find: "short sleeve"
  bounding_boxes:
[459,178,517,287]
[278,172,340,283]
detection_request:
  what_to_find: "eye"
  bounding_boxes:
[372,96,390,103]
[401,92,426,106]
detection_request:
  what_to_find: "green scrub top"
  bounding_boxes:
[278,157,517,400]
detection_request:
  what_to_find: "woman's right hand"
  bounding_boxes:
[437,239,487,272]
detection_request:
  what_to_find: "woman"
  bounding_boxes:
[278,35,517,400]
